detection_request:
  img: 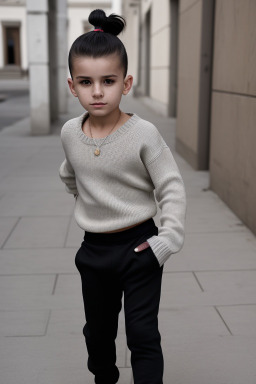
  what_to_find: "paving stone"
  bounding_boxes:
[65,215,84,247]
[0,145,40,179]
[0,335,89,384]
[126,347,131,368]
[195,270,256,305]
[0,191,73,216]
[0,248,78,274]
[53,273,83,297]
[185,193,247,233]
[3,216,70,249]
[46,308,86,336]
[0,275,56,310]
[159,270,256,307]
[36,366,93,384]
[0,176,63,192]
[216,305,256,336]
[116,334,128,368]
[161,335,256,384]
[0,309,50,336]
[118,303,126,334]
[0,217,19,247]
[166,231,256,272]
[158,306,231,337]
[9,144,66,177]
[160,270,256,307]
[181,169,210,196]
[119,368,133,384]
[126,306,231,370]
[37,366,132,384]
[160,272,203,308]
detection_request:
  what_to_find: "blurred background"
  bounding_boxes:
[1,1,256,384]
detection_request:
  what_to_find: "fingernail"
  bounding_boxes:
[134,247,139,252]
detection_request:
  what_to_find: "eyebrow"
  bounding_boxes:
[76,75,118,79]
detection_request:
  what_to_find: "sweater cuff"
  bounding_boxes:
[146,235,172,267]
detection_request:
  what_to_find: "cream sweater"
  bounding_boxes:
[59,112,186,266]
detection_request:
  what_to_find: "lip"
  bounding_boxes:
[90,103,106,109]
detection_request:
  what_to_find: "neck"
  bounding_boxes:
[88,109,122,130]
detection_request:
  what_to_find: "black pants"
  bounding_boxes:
[75,217,164,384]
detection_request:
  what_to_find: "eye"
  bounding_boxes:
[80,79,91,85]
[104,79,115,85]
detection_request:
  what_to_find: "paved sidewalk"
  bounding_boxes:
[0,93,256,384]
[0,78,29,131]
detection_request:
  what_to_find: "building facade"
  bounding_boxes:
[0,0,117,78]
[0,0,27,77]
[123,0,256,235]
[0,0,119,133]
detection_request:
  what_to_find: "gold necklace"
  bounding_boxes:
[88,111,122,156]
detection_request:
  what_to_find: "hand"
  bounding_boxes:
[134,241,150,252]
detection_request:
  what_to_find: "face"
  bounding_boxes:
[67,54,133,118]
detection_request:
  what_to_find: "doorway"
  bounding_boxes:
[3,25,21,66]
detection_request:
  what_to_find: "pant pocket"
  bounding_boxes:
[134,244,160,272]
[144,245,160,269]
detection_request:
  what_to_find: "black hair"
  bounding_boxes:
[68,9,128,78]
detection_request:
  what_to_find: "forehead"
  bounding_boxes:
[72,54,123,77]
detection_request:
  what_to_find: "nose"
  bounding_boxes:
[92,83,103,98]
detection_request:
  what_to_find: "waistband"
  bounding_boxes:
[83,218,156,244]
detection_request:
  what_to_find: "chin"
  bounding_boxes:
[89,109,113,116]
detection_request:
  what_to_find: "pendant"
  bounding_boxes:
[94,148,100,156]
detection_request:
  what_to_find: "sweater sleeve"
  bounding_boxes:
[145,146,187,267]
[59,157,78,195]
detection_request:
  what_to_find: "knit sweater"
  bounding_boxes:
[59,112,186,267]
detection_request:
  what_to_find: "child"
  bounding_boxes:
[59,9,186,384]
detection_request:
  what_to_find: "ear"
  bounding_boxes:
[67,78,78,97]
[123,75,133,95]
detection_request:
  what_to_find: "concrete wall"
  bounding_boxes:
[68,7,92,53]
[176,0,203,167]
[121,0,140,86]
[150,0,170,110]
[134,0,151,97]
[132,0,172,115]
[125,0,256,235]
[0,1,113,74]
[27,0,50,134]
[209,0,256,233]
[27,0,68,133]
[176,0,214,170]
[0,4,28,70]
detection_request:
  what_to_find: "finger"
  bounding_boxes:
[134,241,150,252]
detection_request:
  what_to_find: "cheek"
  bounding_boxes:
[110,84,124,99]
[77,88,90,98]
[76,91,89,105]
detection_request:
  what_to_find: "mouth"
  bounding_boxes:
[90,103,106,106]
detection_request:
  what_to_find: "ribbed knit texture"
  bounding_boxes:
[59,112,187,266]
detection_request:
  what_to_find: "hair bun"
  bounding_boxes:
[88,9,126,36]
